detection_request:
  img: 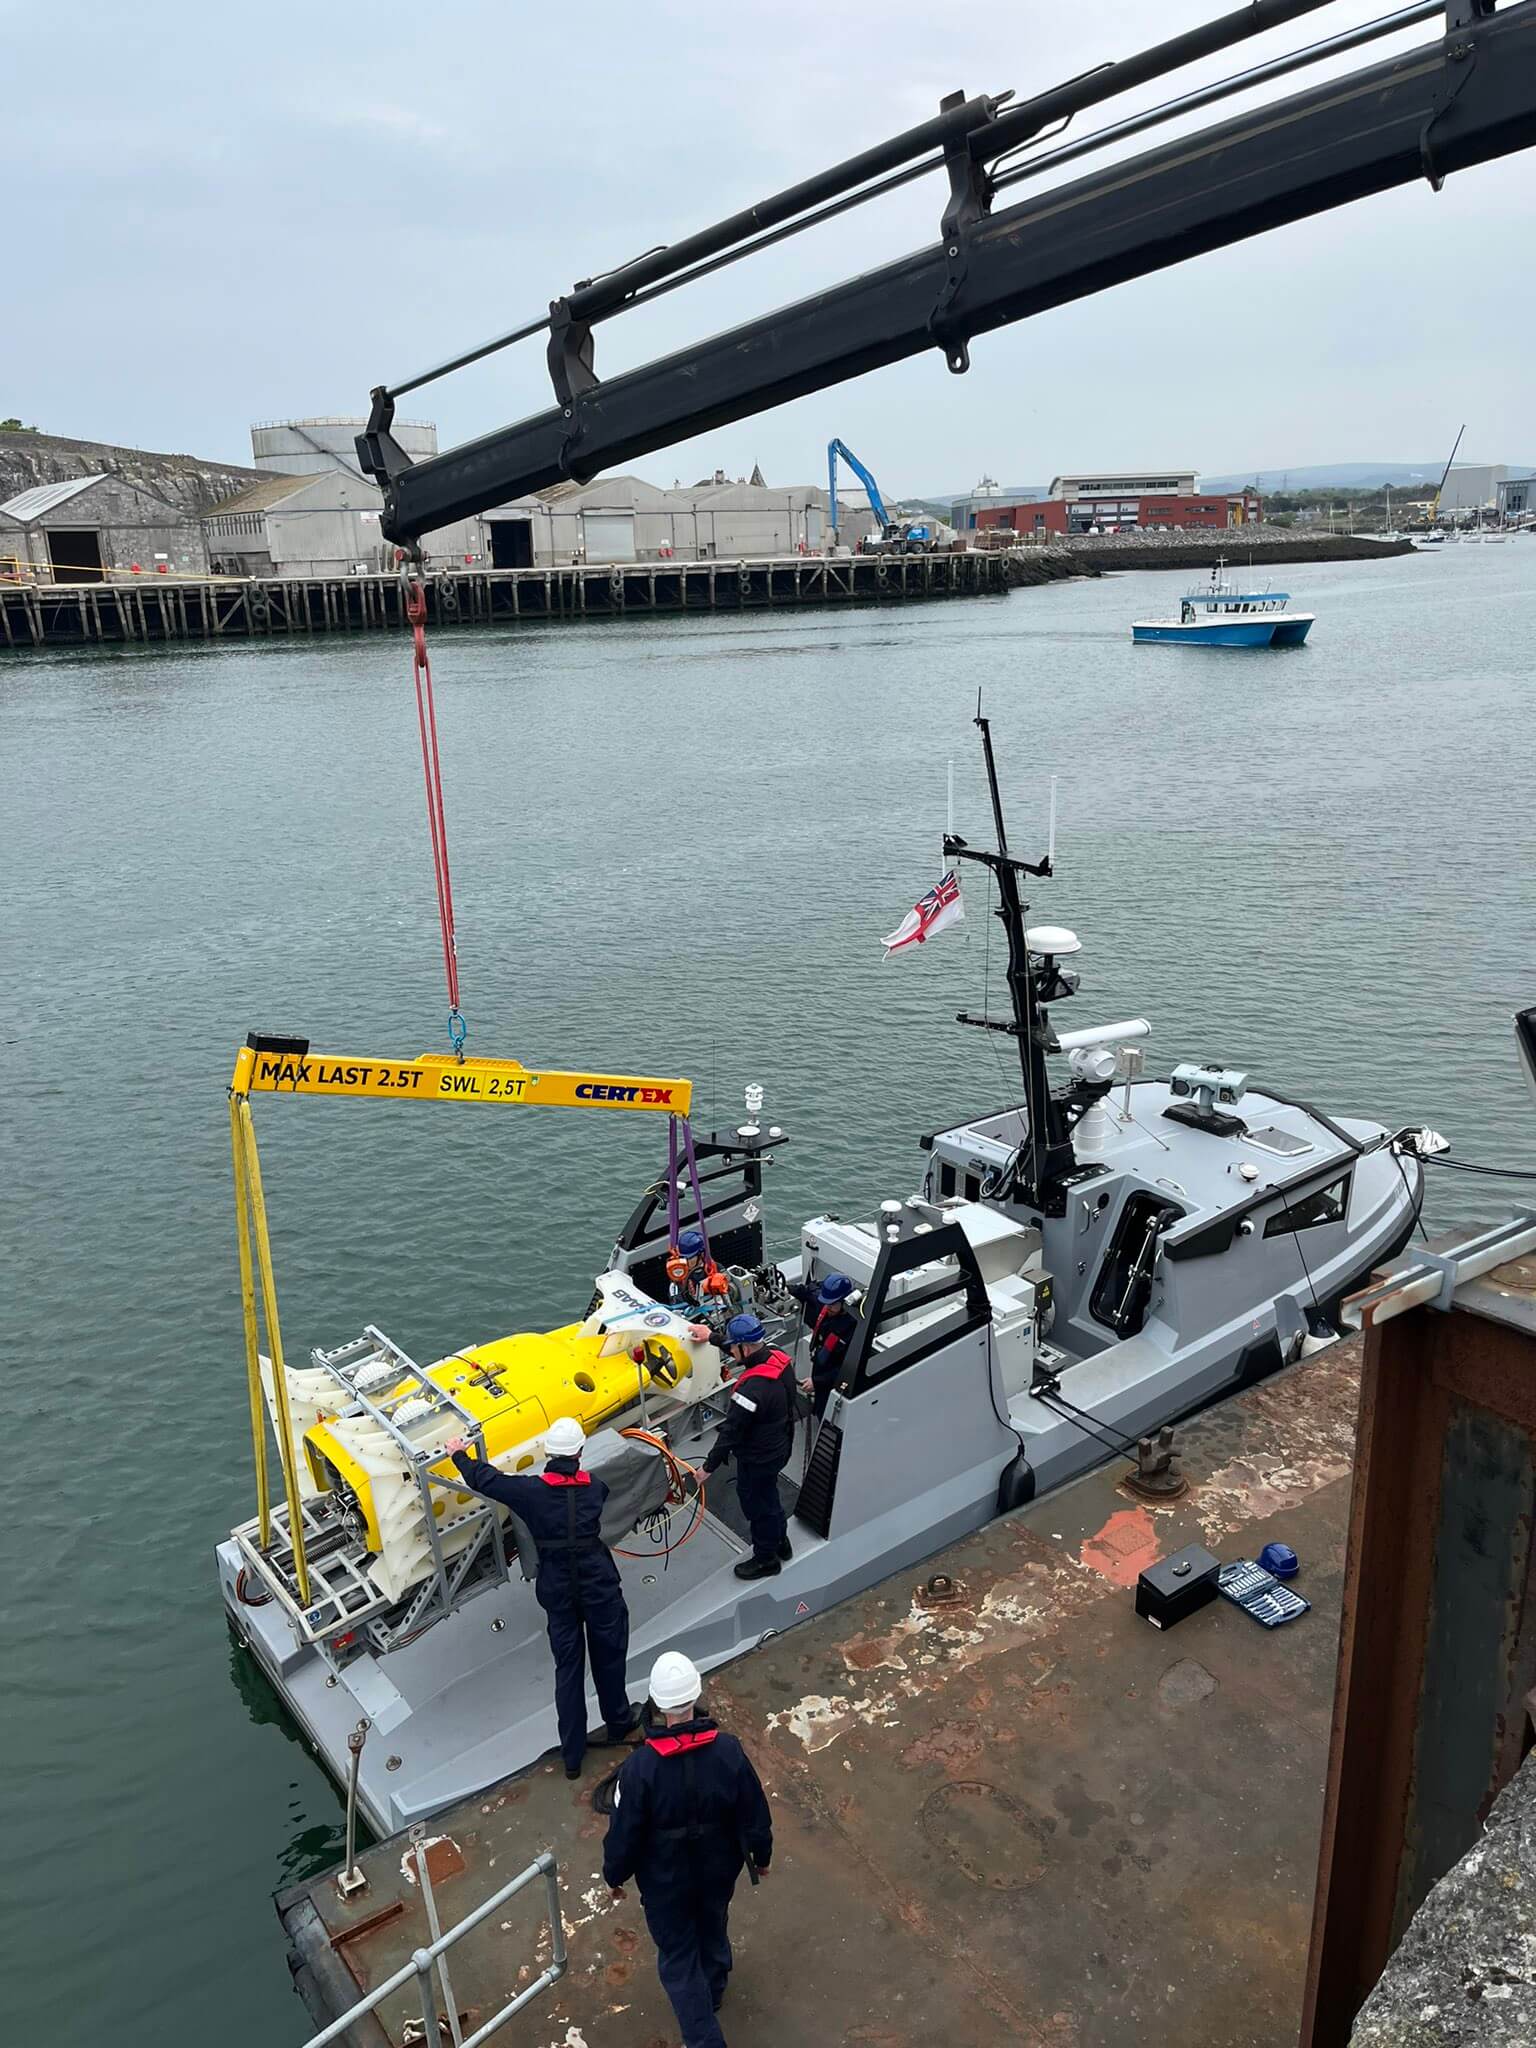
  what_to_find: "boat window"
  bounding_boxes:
[939,1162,957,1199]
[1263,1173,1350,1238]
[964,1173,982,1203]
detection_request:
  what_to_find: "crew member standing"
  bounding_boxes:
[603,1650,773,2048]
[788,1270,858,1419]
[445,1417,637,1779]
[701,1313,795,1579]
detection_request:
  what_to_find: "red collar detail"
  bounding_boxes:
[736,1350,790,1385]
[647,1728,719,1756]
[539,1470,592,1487]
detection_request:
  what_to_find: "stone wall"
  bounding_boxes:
[1350,1755,1536,2045]
[1053,530,1415,571]
[0,430,264,518]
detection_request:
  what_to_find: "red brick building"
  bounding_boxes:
[973,473,1261,537]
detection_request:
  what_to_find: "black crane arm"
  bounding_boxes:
[362,1,1536,545]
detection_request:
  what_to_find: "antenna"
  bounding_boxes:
[944,701,1076,1207]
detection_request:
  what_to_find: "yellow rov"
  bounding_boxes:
[229,1034,705,1627]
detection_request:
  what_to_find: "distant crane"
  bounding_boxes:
[1431,423,1467,529]
[827,438,890,549]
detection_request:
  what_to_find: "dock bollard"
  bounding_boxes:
[336,1719,370,1900]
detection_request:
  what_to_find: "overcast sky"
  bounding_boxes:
[4,1,1531,491]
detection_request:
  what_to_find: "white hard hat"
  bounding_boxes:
[543,1417,586,1459]
[649,1650,703,1713]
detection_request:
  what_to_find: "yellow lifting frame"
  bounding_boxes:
[230,1097,313,1606]
[227,1037,694,1614]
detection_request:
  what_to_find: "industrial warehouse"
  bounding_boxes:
[3,420,879,584]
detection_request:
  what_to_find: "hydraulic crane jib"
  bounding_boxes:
[357,1,1536,542]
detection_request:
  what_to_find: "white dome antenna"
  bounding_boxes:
[1026,925,1080,956]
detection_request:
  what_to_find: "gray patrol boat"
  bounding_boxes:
[219,715,1427,1833]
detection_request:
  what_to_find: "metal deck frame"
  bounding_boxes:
[237,1323,514,1656]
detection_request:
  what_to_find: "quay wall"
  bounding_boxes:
[1053,530,1415,571]
[0,546,1067,651]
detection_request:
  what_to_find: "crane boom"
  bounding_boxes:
[827,438,890,549]
[360,3,1536,543]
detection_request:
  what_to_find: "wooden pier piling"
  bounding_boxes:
[0,550,1011,651]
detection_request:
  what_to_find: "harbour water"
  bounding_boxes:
[4,541,1534,2045]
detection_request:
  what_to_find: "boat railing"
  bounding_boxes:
[298,1836,567,2048]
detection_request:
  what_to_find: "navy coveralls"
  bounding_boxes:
[702,1348,795,1562]
[788,1281,858,1419]
[451,1450,633,1773]
[602,1713,773,2048]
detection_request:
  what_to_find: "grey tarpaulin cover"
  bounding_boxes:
[501,1429,671,1581]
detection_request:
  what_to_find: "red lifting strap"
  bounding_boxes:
[647,1729,719,1756]
[539,1471,593,1488]
[404,576,463,1043]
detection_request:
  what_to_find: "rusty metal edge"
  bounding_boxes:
[276,1887,394,2048]
[1300,1284,1536,2048]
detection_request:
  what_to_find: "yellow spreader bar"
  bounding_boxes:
[231,1045,692,1116]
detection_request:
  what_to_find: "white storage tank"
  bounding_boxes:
[250,417,438,478]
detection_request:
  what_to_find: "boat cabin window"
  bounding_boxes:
[965,1172,982,1203]
[1262,1173,1350,1238]
[939,1162,957,1199]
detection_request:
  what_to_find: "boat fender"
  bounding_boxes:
[1232,1330,1284,1389]
[997,1449,1036,1515]
[436,576,460,615]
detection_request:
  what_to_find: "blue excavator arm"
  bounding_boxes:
[827,438,889,547]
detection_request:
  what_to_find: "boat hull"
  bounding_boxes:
[1132,614,1313,646]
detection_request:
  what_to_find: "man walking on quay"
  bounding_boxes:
[603,1650,774,2048]
[445,1417,637,1778]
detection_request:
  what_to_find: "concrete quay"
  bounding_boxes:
[277,1340,1363,2048]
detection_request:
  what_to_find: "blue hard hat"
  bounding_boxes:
[676,1229,706,1258]
[817,1272,854,1305]
[725,1312,766,1346]
[1258,1541,1299,1580]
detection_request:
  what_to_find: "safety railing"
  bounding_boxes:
[300,1840,566,2048]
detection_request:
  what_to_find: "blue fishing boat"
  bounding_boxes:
[1132,561,1314,647]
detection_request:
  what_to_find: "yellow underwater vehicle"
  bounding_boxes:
[264,1272,727,1604]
